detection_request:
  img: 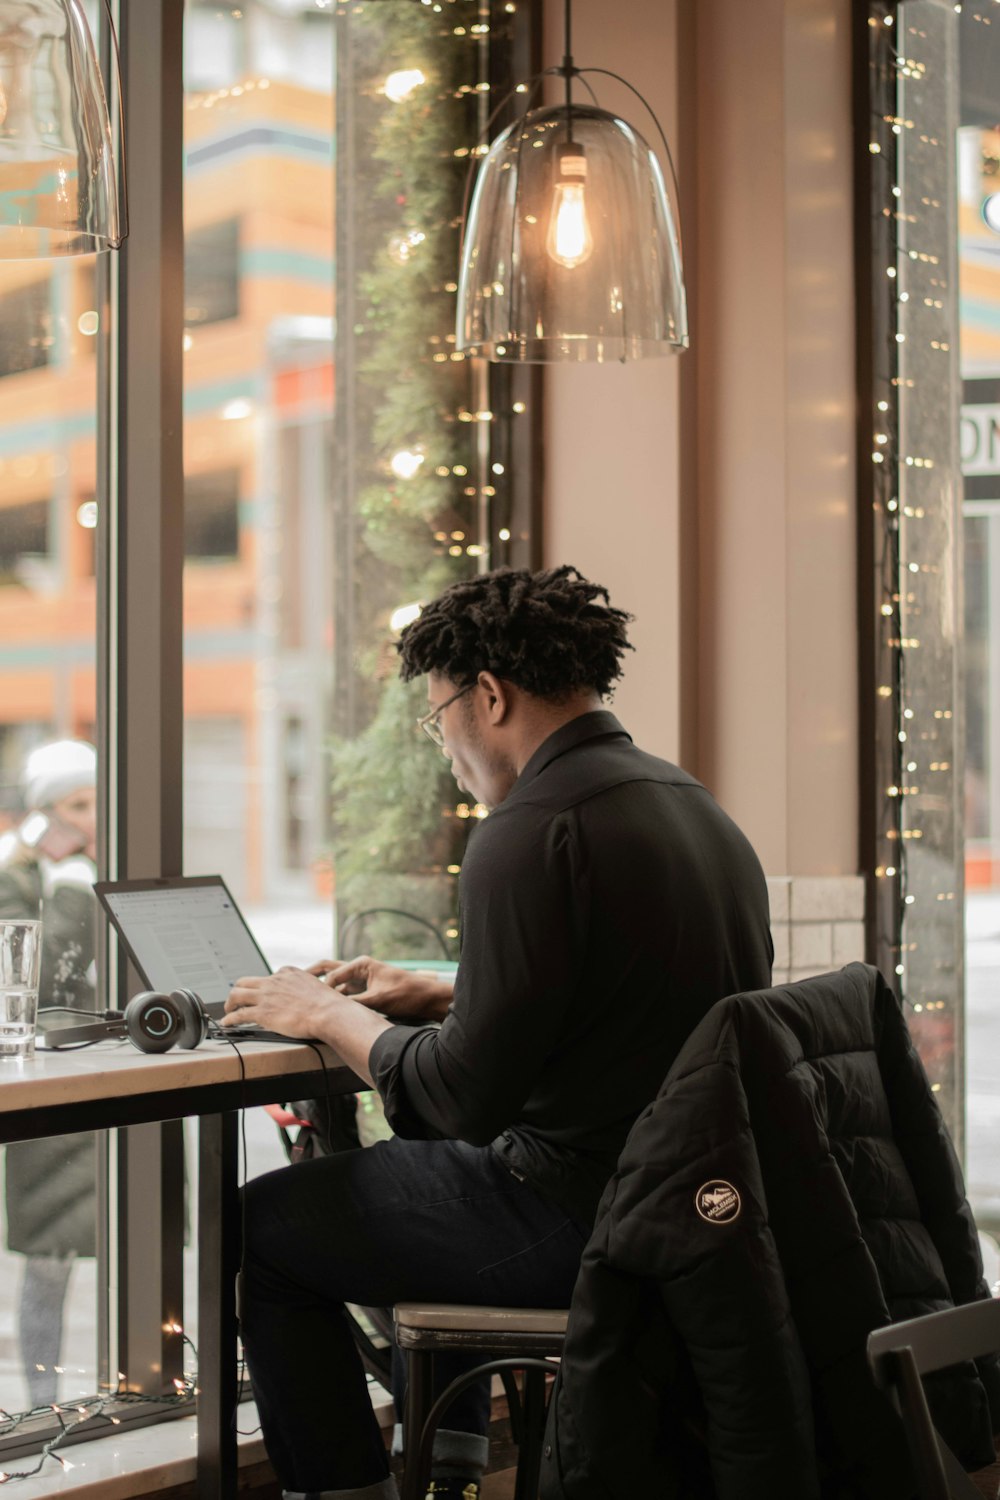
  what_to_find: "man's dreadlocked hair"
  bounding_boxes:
[397,565,634,699]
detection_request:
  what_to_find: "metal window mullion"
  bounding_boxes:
[110,0,186,1398]
[487,0,542,572]
[95,0,115,1402]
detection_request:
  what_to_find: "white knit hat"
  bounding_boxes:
[22,740,97,811]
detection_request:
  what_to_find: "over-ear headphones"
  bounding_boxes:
[41,989,214,1052]
[123,988,211,1053]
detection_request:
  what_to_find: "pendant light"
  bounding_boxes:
[0,0,126,258]
[456,0,687,364]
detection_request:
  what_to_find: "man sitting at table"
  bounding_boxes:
[224,564,773,1500]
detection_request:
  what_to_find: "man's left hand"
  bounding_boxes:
[223,966,392,1087]
[223,966,350,1039]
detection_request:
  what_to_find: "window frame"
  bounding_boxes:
[854,0,967,1150]
[0,0,541,1470]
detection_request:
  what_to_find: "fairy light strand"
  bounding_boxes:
[0,1358,197,1486]
[866,0,967,1119]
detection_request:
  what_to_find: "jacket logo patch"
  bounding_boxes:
[695,1180,741,1224]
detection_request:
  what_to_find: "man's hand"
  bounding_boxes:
[223,966,348,1039]
[222,966,393,1086]
[307,955,453,1023]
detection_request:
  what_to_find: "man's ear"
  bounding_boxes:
[478,670,510,724]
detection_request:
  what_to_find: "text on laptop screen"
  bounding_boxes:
[102,884,270,1010]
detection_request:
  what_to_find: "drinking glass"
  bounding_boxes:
[0,920,42,1058]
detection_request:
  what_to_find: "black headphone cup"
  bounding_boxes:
[124,992,180,1053]
[124,990,209,1053]
[169,989,210,1050]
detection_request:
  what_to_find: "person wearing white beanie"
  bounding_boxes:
[18,739,97,863]
[0,737,99,1411]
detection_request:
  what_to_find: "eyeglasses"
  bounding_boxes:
[417,683,475,748]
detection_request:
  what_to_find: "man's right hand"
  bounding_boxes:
[307,956,454,1023]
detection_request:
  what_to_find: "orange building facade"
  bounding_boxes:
[0,61,337,906]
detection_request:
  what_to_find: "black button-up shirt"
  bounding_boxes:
[369,711,773,1225]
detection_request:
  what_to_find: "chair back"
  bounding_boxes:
[867,1299,1000,1500]
[337,906,451,960]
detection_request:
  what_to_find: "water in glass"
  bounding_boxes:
[0,920,42,1058]
[0,984,38,1057]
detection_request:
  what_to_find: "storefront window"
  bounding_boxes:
[0,0,532,1454]
[957,8,1000,1234]
[181,0,528,956]
[865,1,1000,1238]
[0,258,102,1419]
[181,0,335,943]
[179,0,532,1338]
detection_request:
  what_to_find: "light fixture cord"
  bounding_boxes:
[563,0,573,138]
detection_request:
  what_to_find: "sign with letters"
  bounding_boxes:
[961,403,1000,475]
[962,379,1000,502]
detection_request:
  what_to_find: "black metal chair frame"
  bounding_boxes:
[339,907,452,961]
[397,1321,565,1500]
[867,1298,1000,1500]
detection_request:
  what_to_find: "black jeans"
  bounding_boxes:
[240,1136,589,1495]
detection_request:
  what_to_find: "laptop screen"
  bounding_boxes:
[94,876,272,1015]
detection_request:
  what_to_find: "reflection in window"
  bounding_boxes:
[176,0,530,1360]
[185,469,241,560]
[183,0,337,918]
[283,713,308,870]
[184,219,240,327]
[956,4,1000,1233]
[959,105,1000,878]
[75,497,98,577]
[329,2,526,960]
[963,516,990,844]
[0,724,49,835]
[0,280,53,379]
[184,5,244,90]
[0,501,50,588]
[0,247,100,1418]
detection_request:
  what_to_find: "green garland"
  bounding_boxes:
[330,1,493,957]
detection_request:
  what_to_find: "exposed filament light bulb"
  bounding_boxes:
[546,144,593,269]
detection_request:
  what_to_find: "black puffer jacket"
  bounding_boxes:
[540,964,1000,1500]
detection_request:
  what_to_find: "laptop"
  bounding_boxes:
[94,874,276,1025]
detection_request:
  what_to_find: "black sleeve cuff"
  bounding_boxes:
[368,1024,440,1138]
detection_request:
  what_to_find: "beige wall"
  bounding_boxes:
[543,0,859,877]
[543,0,683,763]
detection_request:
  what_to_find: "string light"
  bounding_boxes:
[388,229,426,264]
[384,68,426,103]
[322,0,529,920]
[390,601,423,633]
[865,0,968,1125]
[221,398,252,421]
[389,449,424,479]
[0,1353,197,1485]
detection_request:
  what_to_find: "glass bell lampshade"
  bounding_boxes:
[0,0,123,257]
[456,103,688,363]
